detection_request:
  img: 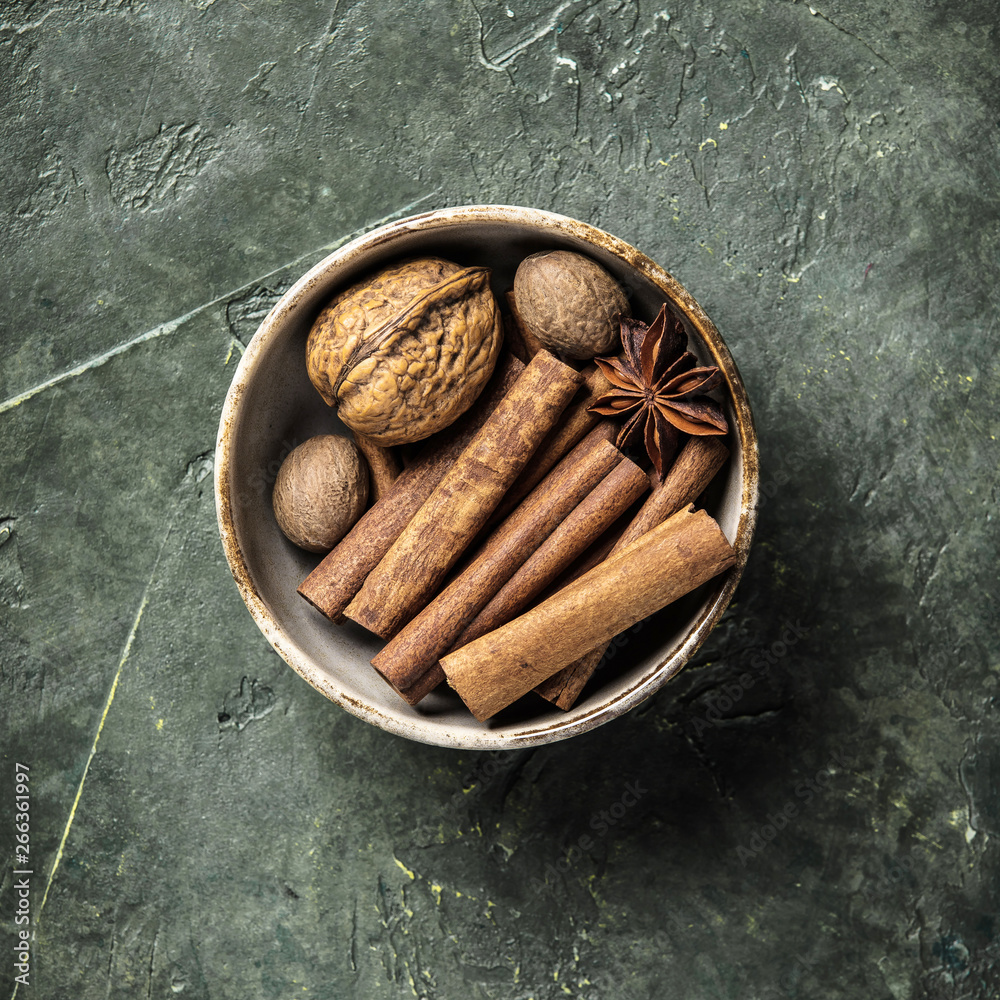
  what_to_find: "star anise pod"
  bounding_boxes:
[588,303,728,479]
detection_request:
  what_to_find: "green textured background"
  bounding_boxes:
[2,1,998,997]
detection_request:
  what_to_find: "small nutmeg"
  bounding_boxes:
[513,250,631,360]
[272,436,369,554]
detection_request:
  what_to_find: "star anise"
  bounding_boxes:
[588,303,728,479]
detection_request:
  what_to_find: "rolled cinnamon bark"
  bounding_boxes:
[351,432,401,503]
[488,363,613,527]
[370,431,624,695]
[610,436,731,543]
[344,350,584,638]
[297,353,524,622]
[453,456,650,649]
[398,661,446,705]
[535,435,730,709]
[503,289,545,361]
[440,505,737,721]
[535,643,604,711]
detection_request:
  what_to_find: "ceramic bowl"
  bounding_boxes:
[214,205,758,749]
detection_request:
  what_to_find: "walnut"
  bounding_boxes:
[305,257,503,447]
[272,435,369,553]
[513,250,631,360]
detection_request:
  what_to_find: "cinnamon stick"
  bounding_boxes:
[370,431,624,696]
[503,289,544,361]
[611,436,731,544]
[344,350,584,638]
[487,363,613,527]
[535,435,730,709]
[393,423,622,707]
[453,456,650,650]
[351,432,401,503]
[440,505,737,721]
[394,405,631,707]
[298,352,524,622]
[397,660,446,705]
[534,640,603,712]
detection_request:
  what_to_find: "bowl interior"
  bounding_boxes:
[216,206,757,748]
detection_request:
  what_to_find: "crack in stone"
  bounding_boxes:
[295,0,343,119]
[0,193,440,415]
[804,5,899,74]
[37,502,182,930]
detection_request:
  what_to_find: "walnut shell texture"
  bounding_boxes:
[513,250,631,360]
[305,257,503,447]
[272,435,369,553]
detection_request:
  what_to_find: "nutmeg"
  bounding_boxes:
[305,257,503,447]
[513,250,630,359]
[272,436,369,553]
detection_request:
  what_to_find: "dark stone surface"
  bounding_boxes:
[2,1,998,997]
